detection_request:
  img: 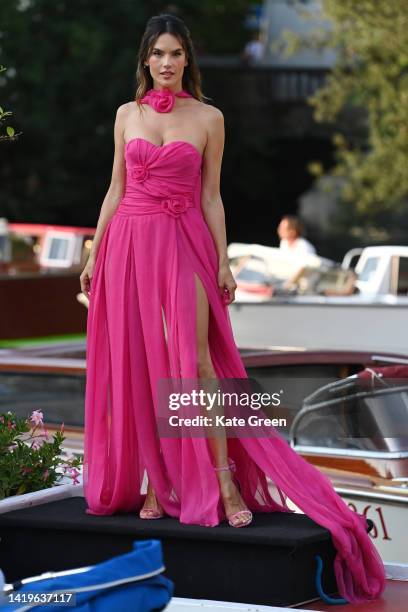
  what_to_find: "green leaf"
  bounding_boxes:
[16,483,26,495]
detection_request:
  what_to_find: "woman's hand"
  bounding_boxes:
[80,257,95,300]
[218,262,237,305]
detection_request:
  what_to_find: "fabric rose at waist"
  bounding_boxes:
[116,192,195,218]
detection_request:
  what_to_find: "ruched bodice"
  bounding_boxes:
[116,138,203,217]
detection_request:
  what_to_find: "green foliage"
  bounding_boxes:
[281,1,408,220]
[151,1,257,54]
[0,65,20,141]
[0,0,255,224]
[0,410,82,500]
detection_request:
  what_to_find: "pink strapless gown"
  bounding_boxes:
[84,137,385,603]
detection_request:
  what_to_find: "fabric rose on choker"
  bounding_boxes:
[161,195,192,218]
[140,88,193,113]
[146,89,174,113]
[131,164,149,182]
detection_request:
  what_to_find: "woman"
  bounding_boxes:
[81,13,385,603]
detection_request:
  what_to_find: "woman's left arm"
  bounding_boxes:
[200,107,237,304]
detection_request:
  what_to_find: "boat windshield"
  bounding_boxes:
[291,375,408,453]
[358,256,380,282]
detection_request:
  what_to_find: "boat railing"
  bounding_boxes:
[290,374,408,454]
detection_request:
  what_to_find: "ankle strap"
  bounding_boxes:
[214,458,236,473]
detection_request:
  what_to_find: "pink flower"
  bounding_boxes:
[30,410,44,426]
[31,438,44,450]
[22,466,33,475]
[148,89,174,113]
[67,466,81,485]
[42,469,49,480]
[130,164,149,182]
[161,195,192,218]
[60,455,75,471]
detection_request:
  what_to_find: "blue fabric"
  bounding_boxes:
[0,540,173,611]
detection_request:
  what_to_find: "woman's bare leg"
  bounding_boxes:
[194,274,250,525]
[140,479,162,515]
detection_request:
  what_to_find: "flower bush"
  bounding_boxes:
[0,409,82,500]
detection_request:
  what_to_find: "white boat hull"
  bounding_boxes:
[229,297,408,354]
[339,494,408,564]
[286,489,408,564]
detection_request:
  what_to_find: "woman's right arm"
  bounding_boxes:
[88,104,128,261]
[80,104,128,298]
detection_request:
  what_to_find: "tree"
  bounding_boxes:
[0,0,256,224]
[281,1,408,221]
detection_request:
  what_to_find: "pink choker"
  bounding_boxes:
[140,87,193,113]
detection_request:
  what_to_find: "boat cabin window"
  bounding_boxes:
[49,237,69,259]
[358,256,380,282]
[396,257,408,295]
[0,234,11,262]
[39,231,80,268]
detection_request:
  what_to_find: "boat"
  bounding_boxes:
[288,364,408,563]
[228,241,342,301]
[0,222,95,341]
[1,340,407,562]
[228,244,408,353]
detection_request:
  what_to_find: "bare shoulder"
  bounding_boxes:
[204,102,224,118]
[115,102,142,138]
[192,102,224,143]
[194,101,223,123]
[204,105,224,148]
[116,101,134,119]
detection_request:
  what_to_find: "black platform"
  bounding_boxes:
[0,497,339,607]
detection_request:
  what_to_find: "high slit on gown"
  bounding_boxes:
[84,136,385,603]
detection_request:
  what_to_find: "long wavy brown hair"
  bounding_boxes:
[135,14,210,108]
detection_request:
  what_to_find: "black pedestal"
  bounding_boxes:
[0,497,339,607]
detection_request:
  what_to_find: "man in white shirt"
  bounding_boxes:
[277,216,316,257]
[241,33,265,64]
